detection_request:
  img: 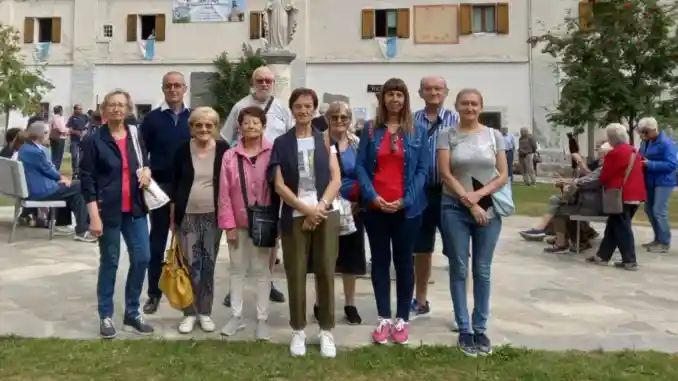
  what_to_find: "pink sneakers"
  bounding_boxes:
[371,319,392,344]
[391,319,409,345]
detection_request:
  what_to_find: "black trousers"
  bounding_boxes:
[597,204,638,264]
[147,182,172,298]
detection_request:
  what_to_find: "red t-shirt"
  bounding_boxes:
[373,130,405,203]
[115,137,133,212]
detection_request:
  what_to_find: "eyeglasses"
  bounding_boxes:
[163,83,184,90]
[193,122,215,130]
[330,115,349,123]
[255,78,274,85]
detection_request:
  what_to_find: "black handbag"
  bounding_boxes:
[237,155,278,248]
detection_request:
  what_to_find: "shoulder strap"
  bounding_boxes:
[621,152,636,188]
[237,155,250,208]
[263,97,275,115]
[335,142,345,177]
[127,125,143,170]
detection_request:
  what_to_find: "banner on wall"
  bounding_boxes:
[172,0,246,23]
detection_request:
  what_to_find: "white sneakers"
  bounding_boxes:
[289,330,336,358]
[178,315,215,334]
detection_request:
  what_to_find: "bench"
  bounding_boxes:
[0,157,67,243]
[570,214,608,254]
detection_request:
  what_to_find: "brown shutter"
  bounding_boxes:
[496,3,509,34]
[578,1,593,31]
[396,8,410,38]
[23,18,34,43]
[51,17,62,43]
[249,11,261,39]
[154,14,166,41]
[126,14,137,42]
[361,9,375,39]
[459,4,473,35]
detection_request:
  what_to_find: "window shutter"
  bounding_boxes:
[578,1,593,31]
[51,17,62,43]
[361,9,375,39]
[396,8,410,38]
[249,11,261,39]
[155,14,166,41]
[126,14,137,42]
[496,3,509,34]
[23,18,34,43]
[459,4,473,35]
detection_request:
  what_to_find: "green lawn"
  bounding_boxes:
[511,182,678,225]
[1,337,677,381]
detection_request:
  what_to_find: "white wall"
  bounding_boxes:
[307,62,531,133]
[308,0,528,63]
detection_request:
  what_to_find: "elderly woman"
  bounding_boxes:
[356,78,429,346]
[80,90,154,338]
[309,101,366,326]
[586,123,645,271]
[268,88,342,358]
[637,117,677,253]
[218,106,273,341]
[170,107,229,334]
[17,120,94,242]
[437,88,508,357]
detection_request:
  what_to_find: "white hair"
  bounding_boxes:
[637,117,659,133]
[26,121,47,141]
[605,123,630,146]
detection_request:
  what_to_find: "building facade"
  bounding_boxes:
[0,0,585,152]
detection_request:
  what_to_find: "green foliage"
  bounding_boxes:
[210,46,267,120]
[0,23,54,129]
[529,0,678,135]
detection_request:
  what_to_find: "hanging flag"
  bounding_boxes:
[33,42,51,61]
[385,37,397,59]
[138,33,156,60]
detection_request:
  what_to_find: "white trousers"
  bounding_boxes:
[228,229,271,320]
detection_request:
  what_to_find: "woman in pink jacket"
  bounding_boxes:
[218,105,274,341]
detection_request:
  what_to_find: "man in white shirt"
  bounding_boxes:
[219,66,294,144]
[220,65,292,306]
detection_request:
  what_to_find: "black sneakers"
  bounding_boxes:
[458,333,477,357]
[100,317,116,339]
[123,315,154,335]
[344,305,362,325]
[474,333,493,355]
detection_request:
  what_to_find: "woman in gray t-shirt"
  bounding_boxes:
[435,88,509,357]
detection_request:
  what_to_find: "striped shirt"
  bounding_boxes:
[414,108,459,185]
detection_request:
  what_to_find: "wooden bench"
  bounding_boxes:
[570,214,608,254]
[0,157,67,243]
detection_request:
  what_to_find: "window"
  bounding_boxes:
[472,5,496,33]
[459,3,509,36]
[23,17,61,44]
[479,112,502,130]
[39,103,50,121]
[136,104,152,122]
[103,24,113,38]
[361,9,410,39]
[249,11,265,40]
[126,14,166,42]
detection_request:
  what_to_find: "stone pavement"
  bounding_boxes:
[1,211,678,352]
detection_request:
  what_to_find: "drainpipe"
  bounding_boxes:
[527,0,535,136]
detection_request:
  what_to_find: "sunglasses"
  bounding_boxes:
[255,78,273,85]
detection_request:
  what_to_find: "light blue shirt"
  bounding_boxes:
[503,133,516,151]
[413,108,459,185]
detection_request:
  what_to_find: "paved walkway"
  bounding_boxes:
[1,211,677,352]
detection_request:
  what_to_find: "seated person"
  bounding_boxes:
[520,143,613,251]
[0,128,23,158]
[18,120,95,243]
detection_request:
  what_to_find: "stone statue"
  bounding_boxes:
[262,0,298,52]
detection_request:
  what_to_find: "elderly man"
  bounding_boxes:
[219,65,291,306]
[141,71,192,314]
[518,127,538,186]
[18,121,95,243]
[411,76,459,318]
[67,104,88,176]
[638,117,677,253]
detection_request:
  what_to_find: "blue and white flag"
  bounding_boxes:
[376,37,398,59]
[33,42,51,62]
[138,34,156,60]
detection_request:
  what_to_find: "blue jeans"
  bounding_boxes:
[363,210,421,321]
[440,195,502,334]
[69,140,80,177]
[645,185,672,246]
[97,213,151,319]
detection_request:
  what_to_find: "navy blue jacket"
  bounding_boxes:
[267,127,331,233]
[640,131,678,188]
[140,106,191,183]
[79,125,150,226]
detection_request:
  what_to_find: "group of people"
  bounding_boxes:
[519,117,676,270]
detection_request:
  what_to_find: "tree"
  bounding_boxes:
[0,23,54,132]
[529,0,678,145]
[210,44,267,121]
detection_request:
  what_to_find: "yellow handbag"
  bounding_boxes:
[159,234,193,310]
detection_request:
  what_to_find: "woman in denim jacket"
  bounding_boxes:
[437,89,508,357]
[355,78,429,345]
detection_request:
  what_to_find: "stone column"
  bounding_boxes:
[260,51,296,104]
[70,0,98,109]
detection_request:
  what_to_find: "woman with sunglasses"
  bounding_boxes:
[355,78,430,345]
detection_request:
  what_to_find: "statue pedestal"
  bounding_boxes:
[261,51,296,104]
